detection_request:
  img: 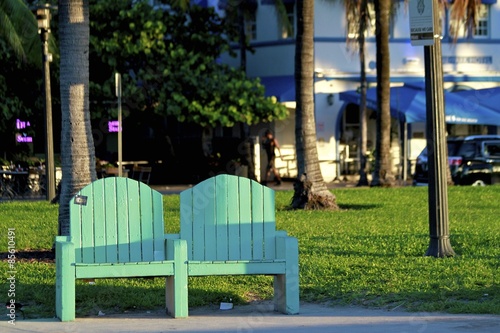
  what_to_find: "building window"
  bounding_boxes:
[449,4,490,38]
[474,4,489,36]
[281,3,295,39]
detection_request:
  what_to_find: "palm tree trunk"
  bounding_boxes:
[58,0,96,236]
[292,0,337,210]
[357,0,369,187]
[372,0,395,187]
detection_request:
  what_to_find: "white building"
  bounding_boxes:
[160,0,500,182]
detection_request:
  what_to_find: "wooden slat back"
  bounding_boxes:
[180,174,276,261]
[70,177,165,264]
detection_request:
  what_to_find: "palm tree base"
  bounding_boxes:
[290,174,339,210]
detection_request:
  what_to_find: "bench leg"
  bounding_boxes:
[165,238,188,318]
[55,237,76,321]
[274,237,299,314]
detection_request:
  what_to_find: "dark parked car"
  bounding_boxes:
[413,135,500,186]
[413,137,464,185]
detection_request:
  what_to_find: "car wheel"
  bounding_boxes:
[471,179,486,186]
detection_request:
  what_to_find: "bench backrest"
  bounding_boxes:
[180,174,277,261]
[70,177,165,264]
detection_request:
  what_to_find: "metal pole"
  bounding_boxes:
[116,73,123,177]
[402,121,408,183]
[40,17,55,201]
[423,0,455,257]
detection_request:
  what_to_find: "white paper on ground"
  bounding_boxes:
[219,302,233,310]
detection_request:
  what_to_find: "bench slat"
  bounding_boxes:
[188,261,286,276]
[180,190,193,259]
[202,178,217,261]
[192,185,206,260]
[127,181,142,262]
[70,196,83,263]
[215,176,229,261]
[117,179,130,263]
[139,184,154,261]
[151,184,165,260]
[92,183,107,263]
[251,180,264,260]
[227,176,240,261]
[263,185,276,259]
[104,179,118,263]
[81,182,97,263]
[238,178,252,260]
[75,262,175,279]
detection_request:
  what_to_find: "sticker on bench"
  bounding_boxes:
[74,195,88,206]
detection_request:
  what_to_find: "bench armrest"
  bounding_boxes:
[55,236,75,264]
[275,234,298,261]
[165,234,187,262]
[276,230,288,237]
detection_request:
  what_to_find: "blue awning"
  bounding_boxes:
[339,87,414,122]
[452,87,500,115]
[339,83,500,125]
[258,75,295,102]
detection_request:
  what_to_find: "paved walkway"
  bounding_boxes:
[4,302,499,333]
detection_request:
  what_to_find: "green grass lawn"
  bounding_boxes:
[1,186,499,319]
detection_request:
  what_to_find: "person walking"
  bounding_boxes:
[262,129,282,185]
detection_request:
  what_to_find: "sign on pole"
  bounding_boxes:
[409,0,435,46]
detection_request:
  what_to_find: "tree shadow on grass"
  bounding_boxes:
[337,204,381,211]
[0,249,55,263]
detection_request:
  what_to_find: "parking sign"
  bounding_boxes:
[409,0,435,46]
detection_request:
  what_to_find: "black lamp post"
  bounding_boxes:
[36,4,56,201]
[423,0,455,257]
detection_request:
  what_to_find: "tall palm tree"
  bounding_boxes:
[57,0,96,236]
[293,0,338,210]
[0,0,40,65]
[356,0,369,186]
[371,0,395,187]
[344,0,370,186]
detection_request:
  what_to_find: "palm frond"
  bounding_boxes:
[449,0,481,40]
[0,0,39,65]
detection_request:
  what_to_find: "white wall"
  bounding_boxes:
[217,0,500,182]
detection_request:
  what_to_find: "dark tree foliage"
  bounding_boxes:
[89,0,288,127]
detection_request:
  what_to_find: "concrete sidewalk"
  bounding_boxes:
[4,302,499,333]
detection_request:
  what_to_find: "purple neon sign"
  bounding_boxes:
[16,119,31,130]
[15,119,33,143]
[16,134,33,143]
[108,120,122,132]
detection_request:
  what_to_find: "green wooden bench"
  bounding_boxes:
[55,177,188,321]
[170,174,299,315]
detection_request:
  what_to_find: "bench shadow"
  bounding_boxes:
[10,280,259,320]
